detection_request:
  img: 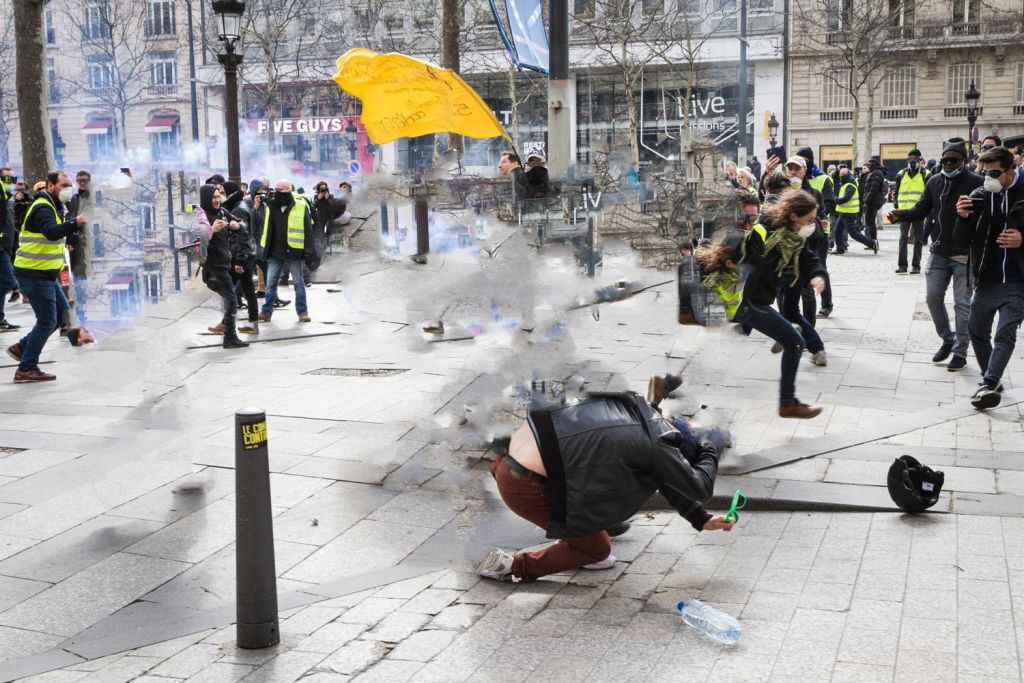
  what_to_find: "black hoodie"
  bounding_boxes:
[200,184,232,270]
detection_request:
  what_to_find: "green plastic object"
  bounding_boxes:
[725,490,746,523]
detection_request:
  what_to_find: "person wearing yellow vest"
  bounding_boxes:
[7,171,87,383]
[833,166,878,255]
[735,189,828,419]
[258,179,314,322]
[0,167,21,332]
[892,149,929,274]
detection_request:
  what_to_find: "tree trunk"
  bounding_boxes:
[864,73,876,163]
[14,0,54,182]
[849,95,860,168]
[508,62,520,150]
[440,0,463,159]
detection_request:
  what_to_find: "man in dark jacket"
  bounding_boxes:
[954,147,1024,409]
[7,171,86,382]
[478,389,733,582]
[65,170,94,325]
[861,155,887,240]
[890,138,982,371]
[258,179,315,323]
[498,151,531,201]
[0,168,20,331]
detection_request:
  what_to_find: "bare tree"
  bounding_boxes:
[13,0,54,181]
[0,3,18,164]
[791,0,904,164]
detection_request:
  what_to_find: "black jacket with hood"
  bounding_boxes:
[898,141,983,259]
[861,161,887,207]
[200,184,232,271]
[953,169,1024,286]
[528,393,719,539]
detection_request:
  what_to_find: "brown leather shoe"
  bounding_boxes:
[258,314,272,323]
[647,373,682,407]
[298,314,311,323]
[207,323,226,334]
[778,399,822,419]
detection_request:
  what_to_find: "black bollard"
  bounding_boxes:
[235,407,280,648]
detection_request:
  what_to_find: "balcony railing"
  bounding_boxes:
[944,106,983,118]
[887,26,914,39]
[880,109,917,120]
[820,111,853,122]
[951,22,980,36]
[1014,105,1024,116]
[148,84,179,96]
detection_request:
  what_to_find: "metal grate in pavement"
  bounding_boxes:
[304,368,409,377]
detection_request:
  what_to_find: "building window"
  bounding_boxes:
[952,0,980,24]
[88,129,117,161]
[889,0,913,26]
[150,52,177,86]
[1016,63,1024,103]
[946,63,981,106]
[882,65,916,108]
[821,69,852,110]
[45,8,56,43]
[47,58,59,104]
[146,1,176,36]
[354,8,372,31]
[642,0,663,15]
[573,0,595,19]
[87,58,114,92]
[84,1,111,41]
[826,0,852,31]
[151,124,181,161]
[749,0,774,11]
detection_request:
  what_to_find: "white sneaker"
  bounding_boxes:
[477,548,515,581]
[810,350,828,366]
[583,554,617,570]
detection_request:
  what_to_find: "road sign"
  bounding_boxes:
[348,160,361,174]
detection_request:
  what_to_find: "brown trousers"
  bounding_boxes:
[492,457,610,582]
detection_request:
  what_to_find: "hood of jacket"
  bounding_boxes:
[199,184,220,223]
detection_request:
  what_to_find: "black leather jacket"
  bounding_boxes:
[528,392,719,539]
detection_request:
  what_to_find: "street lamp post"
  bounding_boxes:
[212,0,246,185]
[767,112,779,149]
[345,118,358,162]
[964,81,981,161]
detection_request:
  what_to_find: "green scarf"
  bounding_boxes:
[763,227,805,285]
[702,270,739,290]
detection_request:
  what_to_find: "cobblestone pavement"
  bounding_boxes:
[0,224,1021,681]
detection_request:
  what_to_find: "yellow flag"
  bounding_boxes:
[333,48,510,145]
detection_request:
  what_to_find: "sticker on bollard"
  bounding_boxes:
[235,408,280,648]
[241,419,267,451]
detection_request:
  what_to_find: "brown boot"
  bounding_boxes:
[778,399,822,419]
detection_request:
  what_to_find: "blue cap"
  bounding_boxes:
[677,601,686,611]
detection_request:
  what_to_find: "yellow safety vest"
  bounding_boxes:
[836,180,860,214]
[260,201,307,251]
[896,170,927,210]
[14,196,65,271]
[808,174,832,196]
[713,282,743,320]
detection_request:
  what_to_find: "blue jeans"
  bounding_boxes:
[968,280,1024,386]
[734,301,805,403]
[15,277,68,371]
[0,252,17,320]
[779,283,824,353]
[924,253,970,358]
[260,257,307,316]
[73,276,88,324]
[834,214,873,252]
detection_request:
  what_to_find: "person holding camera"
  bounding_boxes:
[197,184,249,349]
[6,171,87,382]
[888,138,982,372]
[954,146,1024,409]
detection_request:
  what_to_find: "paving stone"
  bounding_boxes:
[741,590,797,622]
[830,661,894,683]
[901,588,956,620]
[580,596,644,625]
[148,643,223,679]
[338,598,407,627]
[485,589,553,620]
[18,671,90,683]
[397,588,460,615]
[899,617,957,654]
[771,640,838,680]
[386,629,457,661]
[455,579,517,606]
[797,580,853,611]
[525,654,599,683]
[617,611,678,646]
[183,662,255,682]
[77,655,163,682]
[242,650,328,683]
[0,552,189,637]
[606,572,663,600]
[853,571,906,601]
[294,622,368,654]
[785,608,847,645]
[754,567,808,595]
[280,606,347,636]
[363,611,432,643]
[351,658,423,683]
[320,640,389,677]
[0,624,66,661]
[367,490,456,530]
[957,578,1012,611]
[0,533,35,562]
[895,650,957,683]
[425,602,488,632]
[374,572,445,600]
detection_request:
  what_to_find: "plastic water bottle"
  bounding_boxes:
[677,600,742,644]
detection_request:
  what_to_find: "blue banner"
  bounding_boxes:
[489,0,549,74]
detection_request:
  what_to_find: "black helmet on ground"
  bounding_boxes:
[887,455,944,512]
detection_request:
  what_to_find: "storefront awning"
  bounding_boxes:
[82,118,112,136]
[144,115,179,134]
[105,274,134,290]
